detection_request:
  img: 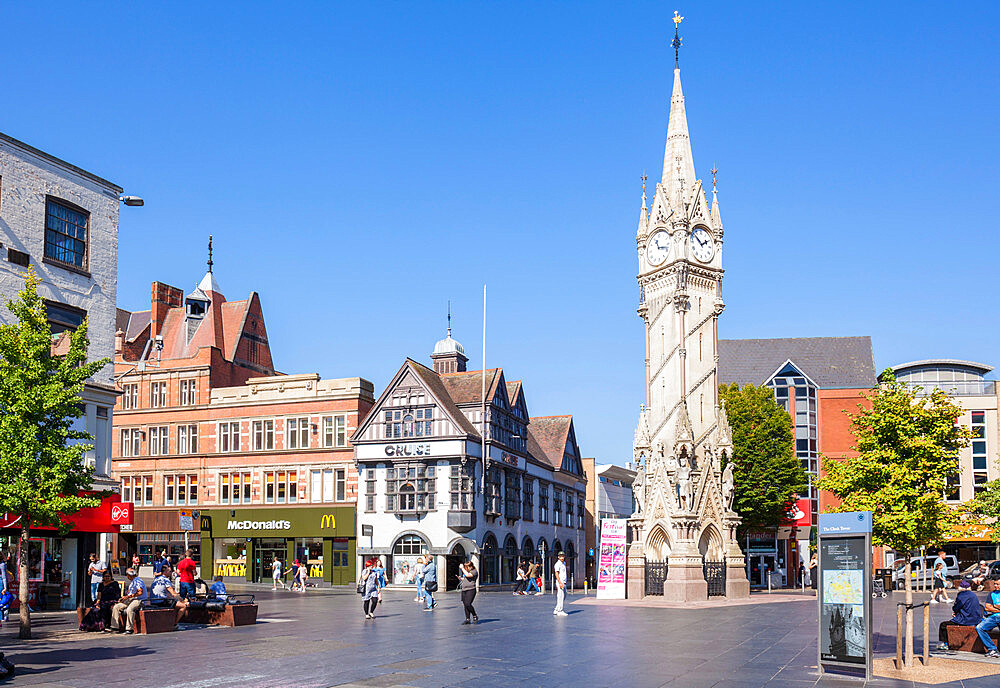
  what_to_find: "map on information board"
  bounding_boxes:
[823,570,863,605]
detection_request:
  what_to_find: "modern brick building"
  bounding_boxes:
[112,261,374,584]
[718,336,876,585]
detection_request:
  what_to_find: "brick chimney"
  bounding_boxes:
[151,281,183,339]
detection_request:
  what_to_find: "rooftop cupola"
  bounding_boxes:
[431,306,468,374]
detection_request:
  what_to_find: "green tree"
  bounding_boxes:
[817,369,970,667]
[718,383,807,531]
[964,478,1000,542]
[0,269,108,639]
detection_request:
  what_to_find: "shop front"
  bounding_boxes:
[114,509,202,578]
[199,506,355,586]
[0,494,130,610]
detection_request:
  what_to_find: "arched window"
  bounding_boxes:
[565,541,576,584]
[398,482,416,511]
[481,533,499,585]
[403,414,414,438]
[521,537,535,561]
[503,535,519,583]
[391,534,427,586]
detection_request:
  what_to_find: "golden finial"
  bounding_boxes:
[671,11,684,66]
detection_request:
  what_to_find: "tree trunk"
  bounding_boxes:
[904,554,913,668]
[18,521,31,640]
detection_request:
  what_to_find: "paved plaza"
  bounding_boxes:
[1,588,999,688]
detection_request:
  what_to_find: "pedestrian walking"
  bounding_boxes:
[414,555,425,603]
[375,558,387,588]
[0,551,14,627]
[361,559,381,619]
[525,560,541,595]
[513,561,528,595]
[930,550,951,604]
[176,549,197,599]
[297,561,309,592]
[272,556,286,590]
[422,556,438,611]
[287,559,300,591]
[553,551,568,616]
[459,560,479,625]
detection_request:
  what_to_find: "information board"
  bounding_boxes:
[596,519,627,599]
[817,511,872,680]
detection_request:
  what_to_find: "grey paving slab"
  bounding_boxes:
[1,588,999,687]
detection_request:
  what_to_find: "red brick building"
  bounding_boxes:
[112,264,373,584]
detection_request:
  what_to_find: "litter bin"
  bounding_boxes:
[875,568,892,592]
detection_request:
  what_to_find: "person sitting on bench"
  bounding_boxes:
[977,584,1000,658]
[110,569,148,634]
[149,564,188,610]
[937,579,984,650]
[208,575,227,603]
[972,561,992,590]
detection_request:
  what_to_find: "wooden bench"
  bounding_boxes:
[946,624,1000,653]
[76,605,178,634]
[178,603,257,627]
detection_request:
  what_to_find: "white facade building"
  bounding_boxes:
[0,132,122,486]
[352,334,588,589]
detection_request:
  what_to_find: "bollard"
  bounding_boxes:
[923,602,930,666]
[584,580,588,596]
[896,603,904,669]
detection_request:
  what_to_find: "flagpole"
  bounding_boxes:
[481,284,487,501]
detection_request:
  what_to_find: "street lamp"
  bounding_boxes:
[119,195,144,206]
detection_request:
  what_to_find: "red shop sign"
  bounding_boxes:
[0,492,126,533]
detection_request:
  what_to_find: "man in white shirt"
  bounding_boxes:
[111,569,148,635]
[553,552,568,616]
[87,554,107,606]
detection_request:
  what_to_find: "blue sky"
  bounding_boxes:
[4,2,998,464]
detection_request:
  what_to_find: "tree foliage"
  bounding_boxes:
[718,383,807,531]
[964,478,1000,542]
[0,269,109,637]
[817,369,970,552]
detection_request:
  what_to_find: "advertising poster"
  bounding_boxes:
[819,536,867,665]
[596,518,627,599]
[392,555,422,585]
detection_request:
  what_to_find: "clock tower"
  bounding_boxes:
[627,14,749,601]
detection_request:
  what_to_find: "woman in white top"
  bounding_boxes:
[272,557,286,590]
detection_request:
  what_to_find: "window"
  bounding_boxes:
[164,474,198,506]
[7,248,29,267]
[336,468,346,502]
[553,489,562,526]
[484,465,502,515]
[253,420,274,450]
[219,472,252,505]
[150,381,167,408]
[178,425,198,454]
[539,483,549,523]
[119,428,141,457]
[218,422,240,452]
[522,478,534,521]
[504,471,522,519]
[121,475,153,506]
[122,384,138,410]
[566,492,573,526]
[384,408,434,439]
[44,198,88,268]
[386,464,436,513]
[180,379,198,406]
[972,411,988,495]
[365,468,376,512]
[578,494,585,529]
[322,415,349,447]
[287,417,309,449]
[450,463,475,510]
[393,534,426,556]
[148,426,168,456]
[263,471,297,504]
[45,300,86,334]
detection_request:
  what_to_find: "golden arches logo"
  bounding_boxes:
[320,514,336,529]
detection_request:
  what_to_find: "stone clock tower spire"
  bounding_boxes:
[627,13,749,602]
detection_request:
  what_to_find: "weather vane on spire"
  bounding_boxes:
[207,235,214,273]
[710,166,718,193]
[672,11,684,67]
[641,171,648,206]
[447,300,452,337]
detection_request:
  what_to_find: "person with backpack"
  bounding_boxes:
[977,583,1000,658]
[422,556,438,611]
[360,559,381,619]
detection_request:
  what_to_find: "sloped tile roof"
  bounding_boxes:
[718,336,876,389]
[124,310,150,342]
[527,415,572,471]
[407,360,481,437]
[440,368,503,406]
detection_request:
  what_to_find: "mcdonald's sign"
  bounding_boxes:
[320,514,336,529]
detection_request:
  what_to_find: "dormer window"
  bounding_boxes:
[187,298,206,317]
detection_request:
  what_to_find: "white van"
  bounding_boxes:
[892,554,960,589]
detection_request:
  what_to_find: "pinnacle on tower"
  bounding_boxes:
[637,172,649,237]
[661,67,697,202]
[709,167,723,231]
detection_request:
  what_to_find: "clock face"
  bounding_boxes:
[645,230,670,267]
[689,227,715,262]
